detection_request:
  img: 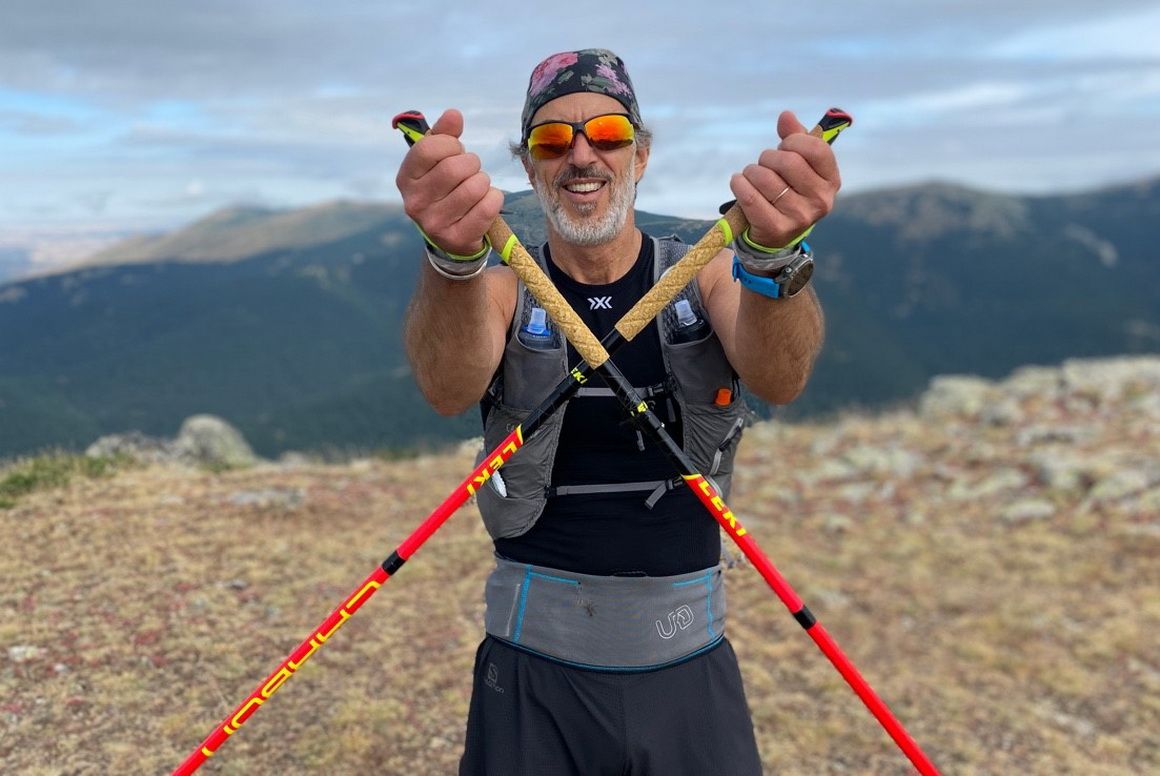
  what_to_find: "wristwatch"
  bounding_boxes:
[731,242,815,299]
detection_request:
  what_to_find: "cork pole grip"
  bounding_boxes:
[613,122,829,341]
[615,206,747,340]
[487,219,611,368]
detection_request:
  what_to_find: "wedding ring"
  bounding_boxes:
[772,185,792,204]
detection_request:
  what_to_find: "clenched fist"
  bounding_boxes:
[395,109,505,256]
[729,110,842,249]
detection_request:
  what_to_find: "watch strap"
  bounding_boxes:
[731,242,812,300]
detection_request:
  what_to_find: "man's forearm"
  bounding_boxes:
[404,264,502,416]
[731,287,824,405]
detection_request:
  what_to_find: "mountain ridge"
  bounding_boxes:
[0,176,1156,460]
[42,174,1160,273]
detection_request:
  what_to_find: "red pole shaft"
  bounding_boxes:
[172,428,525,775]
[172,565,389,776]
[682,474,940,775]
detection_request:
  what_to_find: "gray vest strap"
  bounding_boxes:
[574,381,669,399]
[484,557,727,670]
[474,235,749,541]
[548,477,678,508]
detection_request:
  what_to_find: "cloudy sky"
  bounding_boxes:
[2,0,1159,261]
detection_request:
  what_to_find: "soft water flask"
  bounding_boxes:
[671,299,709,343]
[518,307,555,349]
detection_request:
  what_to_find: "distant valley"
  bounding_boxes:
[1,179,1157,459]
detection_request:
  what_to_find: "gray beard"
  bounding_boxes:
[534,156,637,247]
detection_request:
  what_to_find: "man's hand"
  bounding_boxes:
[395,109,504,256]
[729,110,842,249]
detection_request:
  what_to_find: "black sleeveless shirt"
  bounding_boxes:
[492,236,721,576]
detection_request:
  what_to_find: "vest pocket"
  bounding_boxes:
[680,400,748,500]
[475,399,566,539]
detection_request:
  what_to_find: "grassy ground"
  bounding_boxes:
[1,392,1156,774]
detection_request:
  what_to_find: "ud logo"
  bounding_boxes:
[655,604,695,640]
[588,296,612,310]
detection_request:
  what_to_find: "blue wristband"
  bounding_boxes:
[731,242,812,300]
[732,256,784,298]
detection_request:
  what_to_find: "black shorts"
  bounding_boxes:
[459,635,762,776]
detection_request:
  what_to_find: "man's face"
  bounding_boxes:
[524,92,649,247]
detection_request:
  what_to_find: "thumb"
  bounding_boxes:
[429,108,464,138]
[777,110,807,141]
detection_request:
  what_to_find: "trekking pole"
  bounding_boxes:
[170,111,844,776]
[399,111,940,775]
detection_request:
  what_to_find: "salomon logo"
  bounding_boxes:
[655,605,695,639]
[485,662,505,694]
[588,296,612,310]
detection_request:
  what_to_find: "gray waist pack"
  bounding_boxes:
[484,556,727,670]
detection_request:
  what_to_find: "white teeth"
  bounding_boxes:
[564,181,603,193]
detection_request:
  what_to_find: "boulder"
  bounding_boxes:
[85,431,177,464]
[918,375,998,420]
[174,414,258,469]
[1061,357,1160,404]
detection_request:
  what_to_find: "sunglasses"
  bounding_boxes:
[526,113,636,160]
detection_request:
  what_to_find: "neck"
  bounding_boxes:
[546,217,642,285]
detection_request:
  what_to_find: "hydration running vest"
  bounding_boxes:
[475,234,749,541]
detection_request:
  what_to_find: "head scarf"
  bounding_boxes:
[520,48,642,141]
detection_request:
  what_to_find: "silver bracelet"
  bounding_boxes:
[732,237,800,275]
[425,243,490,281]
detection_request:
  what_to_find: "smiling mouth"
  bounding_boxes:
[562,181,606,194]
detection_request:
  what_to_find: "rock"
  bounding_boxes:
[834,482,876,504]
[949,468,1031,501]
[981,397,1024,427]
[905,510,927,526]
[1061,357,1160,404]
[8,645,45,663]
[228,488,304,509]
[841,445,922,478]
[174,414,258,469]
[1000,499,1056,523]
[278,452,315,468]
[85,431,176,464]
[1130,391,1160,418]
[1136,487,1160,513]
[1030,453,1093,493]
[1002,365,1063,399]
[808,430,843,457]
[824,514,853,534]
[1088,469,1152,503]
[918,375,998,420]
[795,459,858,487]
[1017,426,1094,447]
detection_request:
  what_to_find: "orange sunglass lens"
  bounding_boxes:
[528,123,574,159]
[584,115,634,150]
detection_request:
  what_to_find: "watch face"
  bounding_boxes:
[783,257,815,297]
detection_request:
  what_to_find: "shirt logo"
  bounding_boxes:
[588,296,612,310]
[485,662,505,694]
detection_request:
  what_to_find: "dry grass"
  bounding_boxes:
[2,390,1157,774]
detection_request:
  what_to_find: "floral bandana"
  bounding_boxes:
[520,48,642,142]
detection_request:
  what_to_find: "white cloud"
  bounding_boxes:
[0,0,1158,232]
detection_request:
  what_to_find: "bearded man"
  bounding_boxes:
[396,48,840,776]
